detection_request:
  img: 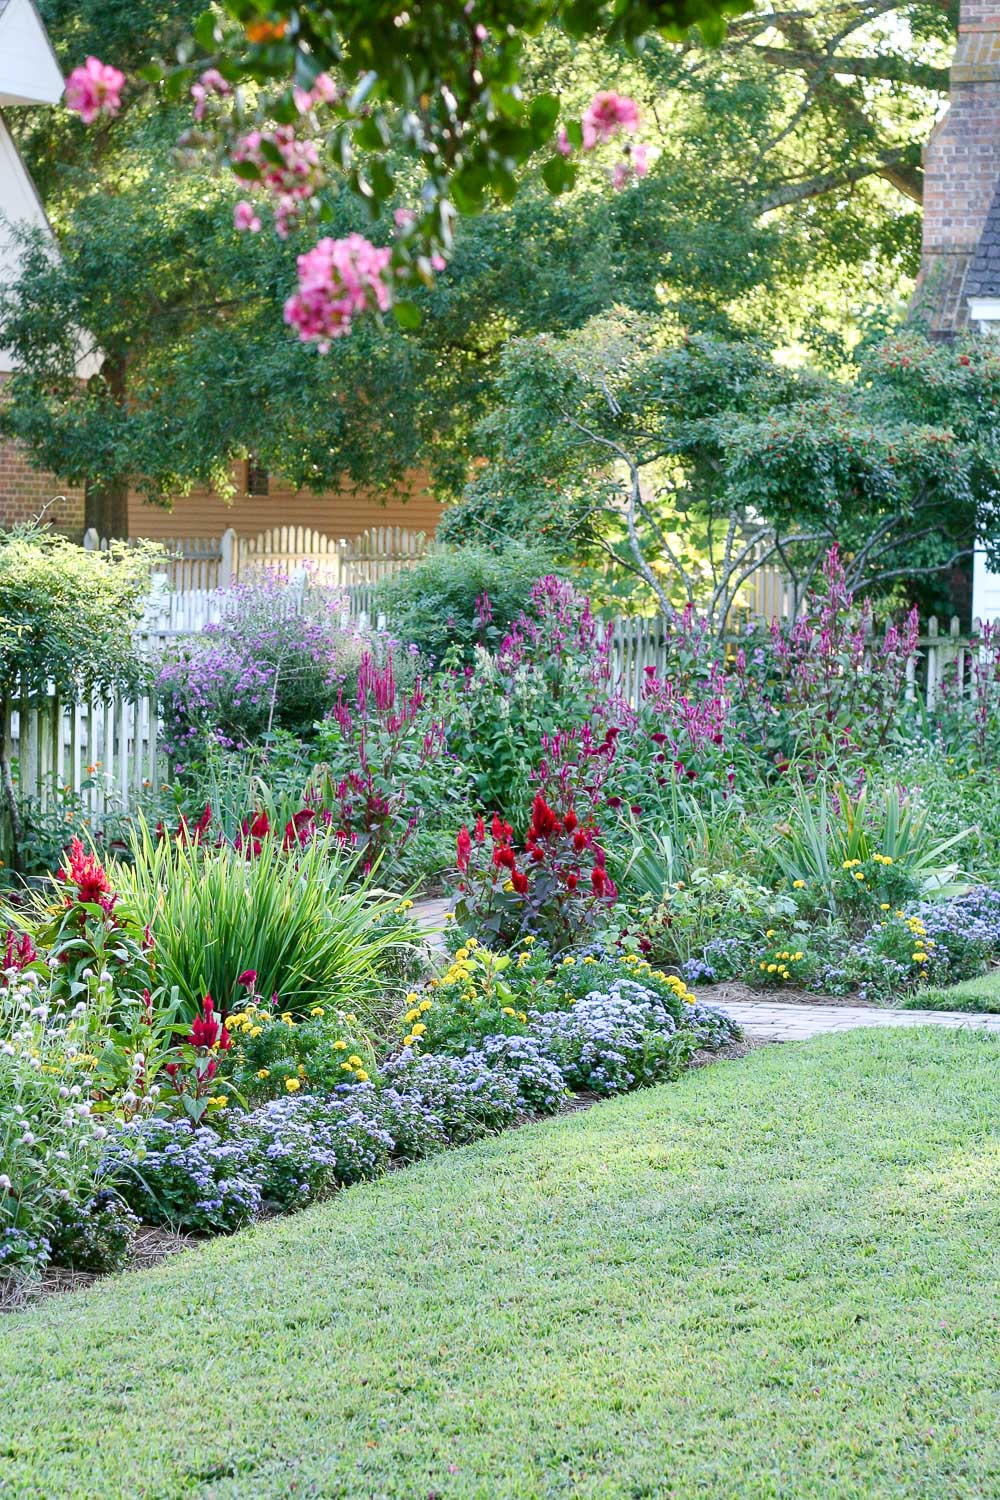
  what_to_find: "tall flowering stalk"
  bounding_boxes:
[769,546,919,761]
[311,651,447,872]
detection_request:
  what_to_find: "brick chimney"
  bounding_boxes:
[914,0,1000,334]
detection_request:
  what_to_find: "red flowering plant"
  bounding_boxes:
[161,994,241,1125]
[450,792,617,953]
[29,838,154,1005]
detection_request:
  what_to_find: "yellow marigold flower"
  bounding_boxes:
[467,937,478,949]
[405,1009,420,1023]
[257,1068,270,1079]
[341,1061,354,1070]
[502,1006,516,1017]
[429,978,440,989]
[406,991,419,1003]
[355,1069,369,1083]
[310,1006,325,1017]
[411,1024,426,1037]
[455,948,470,961]
[419,999,432,1012]
[583,956,596,965]
[767,963,777,973]
[794,952,804,961]
[760,961,767,970]
[518,1011,527,1023]
[624,954,639,965]
[523,936,535,946]
[793,879,806,889]
[210,1096,228,1108]
[502,880,515,892]
[912,952,928,963]
[333,1039,347,1050]
[444,911,455,922]
[250,1026,263,1038]
[403,1034,415,1047]
[880,903,890,911]
[285,1077,301,1092]
[562,956,575,967]
[348,1055,363,1068]
[766,929,775,938]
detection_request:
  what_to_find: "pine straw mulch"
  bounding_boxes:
[0,1225,192,1315]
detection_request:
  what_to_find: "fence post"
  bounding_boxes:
[219,528,236,588]
[82,528,99,552]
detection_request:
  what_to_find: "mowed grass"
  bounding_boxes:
[904,966,1000,1013]
[3,1030,1000,1500]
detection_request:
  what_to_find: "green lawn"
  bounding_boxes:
[3,1030,1000,1500]
[904,967,1000,1013]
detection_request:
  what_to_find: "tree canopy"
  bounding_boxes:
[443,316,992,622]
[0,2,958,542]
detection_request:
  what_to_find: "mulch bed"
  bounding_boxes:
[0,1225,192,1315]
[697,980,877,1010]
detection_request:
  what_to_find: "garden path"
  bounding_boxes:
[718,1000,1000,1042]
[408,901,1000,1042]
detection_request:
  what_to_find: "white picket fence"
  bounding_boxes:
[608,612,981,709]
[84,524,431,606]
[2,686,161,830]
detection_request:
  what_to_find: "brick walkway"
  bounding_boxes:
[720,1000,1000,1042]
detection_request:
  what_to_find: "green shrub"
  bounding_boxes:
[373,543,553,663]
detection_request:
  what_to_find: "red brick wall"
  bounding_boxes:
[0,375,85,535]
[915,1,1000,332]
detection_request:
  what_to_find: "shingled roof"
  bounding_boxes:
[966,181,1000,301]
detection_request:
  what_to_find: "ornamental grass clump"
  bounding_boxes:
[114,820,413,1021]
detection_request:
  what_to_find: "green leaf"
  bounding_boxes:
[529,93,559,135]
[230,159,263,180]
[193,11,219,49]
[394,300,422,330]
[542,156,576,195]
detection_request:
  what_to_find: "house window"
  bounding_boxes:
[247,458,269,496]
[968,298,1000,332]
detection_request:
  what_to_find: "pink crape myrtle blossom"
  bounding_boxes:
[581,90,640,149]
[64,57,125,124]
[556,126,573,157]
[293,71,339,114]
[191,68,232,122]
[234,200,262,233]
[284,233,393,351]
[233,127,322,237]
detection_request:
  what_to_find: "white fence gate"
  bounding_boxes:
[84,524,431,606]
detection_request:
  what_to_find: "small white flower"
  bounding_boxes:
[0,1174,11,1192]
[58,1086,70,1099]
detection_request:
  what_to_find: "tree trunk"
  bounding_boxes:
[84,356,130,540]
[84,476,130,540]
